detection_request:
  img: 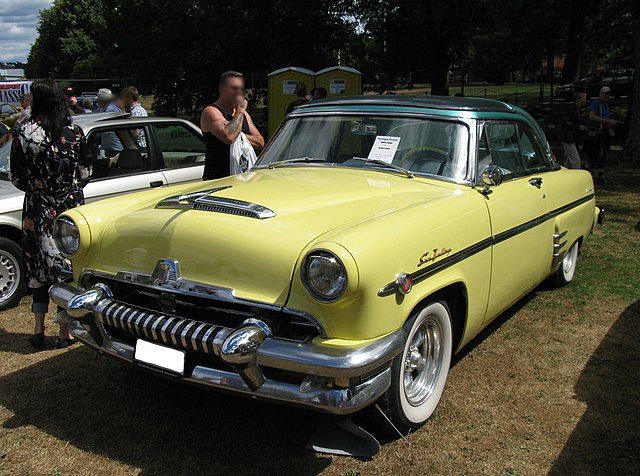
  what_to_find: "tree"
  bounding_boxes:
[25,0,109,79]
[355,0,487,95]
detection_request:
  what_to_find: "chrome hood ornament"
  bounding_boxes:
[151,258,181,286]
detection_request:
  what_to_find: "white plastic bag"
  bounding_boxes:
[229,132,257,174]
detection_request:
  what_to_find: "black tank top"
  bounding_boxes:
[202,104,250,180]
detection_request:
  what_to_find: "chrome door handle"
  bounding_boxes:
[529,177,543,189]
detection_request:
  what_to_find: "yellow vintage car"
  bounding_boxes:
[51,97,603,433]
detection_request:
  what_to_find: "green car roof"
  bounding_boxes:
[293,95,545,139]
[297,95,516,113]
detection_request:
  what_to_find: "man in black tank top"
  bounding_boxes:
[200,71,265,180]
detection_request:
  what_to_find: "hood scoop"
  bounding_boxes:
[156,186,276,219]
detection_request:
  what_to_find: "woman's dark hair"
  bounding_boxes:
[30,79,71,138]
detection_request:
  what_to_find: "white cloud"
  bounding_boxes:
[0,0,54,62]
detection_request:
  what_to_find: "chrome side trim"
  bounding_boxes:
[156,187,276,219]
[378,193,595,296]
[552,229,569,269]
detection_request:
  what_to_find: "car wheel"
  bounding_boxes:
[0,237,26,311]
[555,240,579,286]
[386,301,453,434]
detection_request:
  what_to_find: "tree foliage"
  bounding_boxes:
[26,0,635,106]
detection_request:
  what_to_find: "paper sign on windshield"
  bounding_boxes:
[367,136,401,164]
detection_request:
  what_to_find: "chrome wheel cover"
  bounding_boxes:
[563,243,578,275]
[0,250,20,303]
[403,317,443,406]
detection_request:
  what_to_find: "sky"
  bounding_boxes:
[0,0,53,63]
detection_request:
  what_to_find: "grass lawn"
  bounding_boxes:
[0,165,638,475]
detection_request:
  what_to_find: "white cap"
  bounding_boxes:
[97,88,113,101]
[600,86,611,94]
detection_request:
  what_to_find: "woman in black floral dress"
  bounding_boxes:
[10,79,92,348]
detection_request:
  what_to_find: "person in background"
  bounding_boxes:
[584,86,619,183]
[96,88,119,113]
[10,79,92,349]
[68,96,85,115]
[285,82,309,114]
[121,86,147,117]
[64,87,84,115]
[200,70,264,180]
[121,86,148,149]
[311,87,328,100]
[16,93,32,126]
[114,94,126,113]
[560,90,587,169]
[81,98,93,113]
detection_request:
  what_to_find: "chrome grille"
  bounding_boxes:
[80,271,324,341]
[99,299,227,355]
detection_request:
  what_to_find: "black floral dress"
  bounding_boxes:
[10,120,92,290]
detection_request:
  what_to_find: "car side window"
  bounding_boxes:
[478,122,527,179]
[518,125,549,172]
[88,128,150,179]
[153,124,205,168]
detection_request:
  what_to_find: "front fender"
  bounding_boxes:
[286,186,492,342]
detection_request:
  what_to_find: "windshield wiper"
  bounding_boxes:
[266,157,326,169]
[351,157,414,178]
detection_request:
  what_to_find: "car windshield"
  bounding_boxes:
[0,138,10,179]
[257,115,469,180]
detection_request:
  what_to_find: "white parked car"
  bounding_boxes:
[0,112,206,309]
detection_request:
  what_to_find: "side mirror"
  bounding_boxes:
[479,166,502,195]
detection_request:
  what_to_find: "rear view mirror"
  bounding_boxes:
[351,121,377,135]
[479,165,503,195]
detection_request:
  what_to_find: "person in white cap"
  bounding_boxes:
[96,88,119,113]
[584,85,619,184]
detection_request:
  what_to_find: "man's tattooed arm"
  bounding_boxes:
[225,112,244,136]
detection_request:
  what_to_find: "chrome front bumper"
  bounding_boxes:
[50,282,405,415]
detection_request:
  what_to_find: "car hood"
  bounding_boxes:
[88,167,456,305]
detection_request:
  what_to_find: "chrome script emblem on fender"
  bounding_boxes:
[418,248,452,267]
[151,258,181,286]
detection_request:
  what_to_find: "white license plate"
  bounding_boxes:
[134,339,185,375]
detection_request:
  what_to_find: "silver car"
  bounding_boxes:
[0,112,206,309]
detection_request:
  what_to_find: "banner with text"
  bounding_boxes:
[0,81,33,105]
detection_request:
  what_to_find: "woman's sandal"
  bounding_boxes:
[29,332,45,347]
[56,338,77,349]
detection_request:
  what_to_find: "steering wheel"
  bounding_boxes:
[399,146,449,175]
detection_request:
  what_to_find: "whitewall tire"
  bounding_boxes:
[387,301,453,433]
[555,240,579,286]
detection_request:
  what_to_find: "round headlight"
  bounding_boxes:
[301,250,347,302]
[54,216,80,257]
